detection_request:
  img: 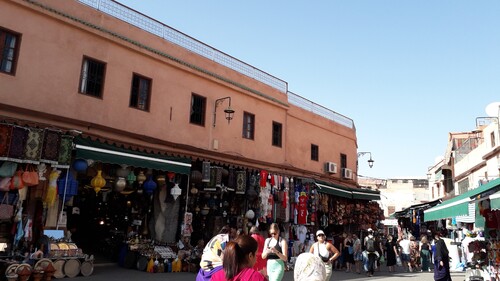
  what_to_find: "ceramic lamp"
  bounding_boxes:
[91,170,106,194]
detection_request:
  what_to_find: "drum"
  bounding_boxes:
[57,243,69,256]
[4,264,18,279]
[34,258,53,271]
[15,263,32,275]
[79,261,94,277]
[49,243,60,257]
[63,259,80,278]
[66,243,79,256]
[123,251,137,269]
[136,255,148,271]
[52,259,66,279]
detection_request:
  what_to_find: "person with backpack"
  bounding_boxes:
[364,228,378,277]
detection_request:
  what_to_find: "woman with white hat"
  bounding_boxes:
[309,230,340,281]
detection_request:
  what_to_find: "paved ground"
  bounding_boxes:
[76,263,466,281]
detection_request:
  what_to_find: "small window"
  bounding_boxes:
[190,93,206,126]
[129,73,151,111]
[79,56,106,98]
[0,27,21,75]
[311,144,319,161]
[242,112,255,140]
[340,153,347,169]
[272,121,282,147]
[491,132,496,147]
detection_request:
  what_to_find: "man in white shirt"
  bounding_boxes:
[398,235,412,272]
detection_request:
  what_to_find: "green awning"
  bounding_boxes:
[315,181,353,199]
[351,188,380,200]
[424,177,500,222]
[490,191,500,210]
[74,137,191,175]
[315,180,380,200]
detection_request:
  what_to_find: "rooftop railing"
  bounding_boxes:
[77,0,287,93]
[76,0,353,129]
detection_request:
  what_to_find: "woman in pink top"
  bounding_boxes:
[250,226,267,276]
[212,235,266,281]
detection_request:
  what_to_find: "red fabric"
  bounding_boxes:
[251,233,267,271]
[482,209,499,228]
[298,194,307,225]
[212,267,266,281]
[259,170,268,187]
[281,192,287,209]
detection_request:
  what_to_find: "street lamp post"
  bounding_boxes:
[357,152,374,168]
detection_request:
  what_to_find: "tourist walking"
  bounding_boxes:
[309,230,340,281]
[262,223,288,281]
[385,234,398,272]
[433,232,452,281]
[250,226,267,277]
[420,235,432,272]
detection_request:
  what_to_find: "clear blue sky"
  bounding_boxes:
[116,0,500,179]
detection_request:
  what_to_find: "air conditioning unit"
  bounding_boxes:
[325,162,337,174]
[342,168,353,179]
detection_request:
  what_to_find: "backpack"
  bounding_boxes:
[366,237,375,252]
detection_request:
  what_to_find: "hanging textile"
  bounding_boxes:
[215,167,222,188]
[259,170,268,187]
[24,128,44,164]
[235,171,246,194]
[0,123,13,160]
[227,167,236,189]
[8,126,29,162]
[201,161,210,182]
[40,129,61,164]
[56,135,73,168]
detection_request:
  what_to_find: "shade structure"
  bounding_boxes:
[315,180,380,200]
[74,136,191,175]
[424,177,500,222]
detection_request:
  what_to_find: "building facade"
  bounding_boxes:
[0,0,382,269]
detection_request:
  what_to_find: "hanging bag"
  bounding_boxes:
[0,162,17,177]
[10,170,25,190]
[0,192,14,220]
[22,164,39,186]
[0,177,11,192]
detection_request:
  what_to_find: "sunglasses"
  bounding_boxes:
[270,232,277,235]
[317,234,325,237]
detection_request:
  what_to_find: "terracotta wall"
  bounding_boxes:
[0,0,357,181]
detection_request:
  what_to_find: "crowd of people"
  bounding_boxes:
[195,224,451,281]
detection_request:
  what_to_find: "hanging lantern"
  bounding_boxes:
[167,172,176,182]
[137,171,146,185]
[245,209,255,220]
[91,170,106,194]
[114,177,127,192]
[170,183,182,200]
[190,170,202,184]
[200,205,210,216]
[143,176,157,195]
[190,184,198,195]
[57,171,79,201]
[116,165,129,178]
[156,175,166,186]
[127,170,136,186]
[246,186,258,202]
[72,159,88,172]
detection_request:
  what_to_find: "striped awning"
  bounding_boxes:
[424,177,500,221]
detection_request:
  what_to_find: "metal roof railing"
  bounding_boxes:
[77,0,288,93]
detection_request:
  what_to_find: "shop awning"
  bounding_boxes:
[351,188,380,200]
[424,177,500,222]
[315,180,353,199]
[74,137,191,174]
[315,180,380,200]
[391,199,442,219]
[490,191,500,210]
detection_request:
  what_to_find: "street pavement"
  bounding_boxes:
[77,263,466,281]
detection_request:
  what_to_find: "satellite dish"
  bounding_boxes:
[485,102,500,117]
